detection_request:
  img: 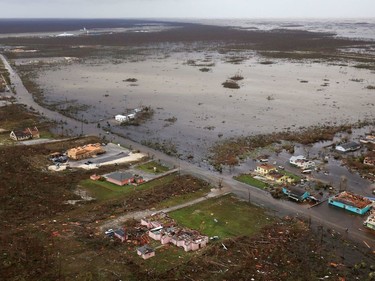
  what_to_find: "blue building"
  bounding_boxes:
[282,186,310,202]
[328,191,372,215]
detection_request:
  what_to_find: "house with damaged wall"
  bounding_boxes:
[143,212,209,252]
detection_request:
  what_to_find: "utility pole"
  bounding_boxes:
[81,114,84,136]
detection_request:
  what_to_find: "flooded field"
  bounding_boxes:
[30,51,375,161]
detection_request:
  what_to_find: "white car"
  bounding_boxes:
[105,229,114,235]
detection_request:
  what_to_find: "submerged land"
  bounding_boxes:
[0,19,374,280]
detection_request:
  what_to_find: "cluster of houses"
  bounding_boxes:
[141,212,209,254]
[108,212,209,260]
[335,134,375,166]
[255,164,295,184]
[115,108,142,123]
[91,171,144,186]
[9,126,40,141]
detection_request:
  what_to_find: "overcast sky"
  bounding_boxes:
[0,0,374,19]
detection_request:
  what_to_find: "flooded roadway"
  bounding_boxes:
[1,53,374,250]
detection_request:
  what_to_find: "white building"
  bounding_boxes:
[115,114,129,123]
[289,155,315,170]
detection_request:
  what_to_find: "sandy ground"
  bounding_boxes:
[34,52,375,161]
[48,152,146,171]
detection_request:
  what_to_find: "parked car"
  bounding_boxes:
[105,229,114,236]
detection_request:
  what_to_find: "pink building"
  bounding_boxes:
[142,213,208,252]
[137,245,155,260]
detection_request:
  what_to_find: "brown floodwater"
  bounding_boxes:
[30,51,375,161]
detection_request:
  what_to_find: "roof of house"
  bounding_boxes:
[173,229,207,244]
[142,212,176,227]
[137,245,154,255]
[336,142,360,150]
[290,155,306,162]
[114,229,126,237]
[257,163,276,170]
[267,171,285,180]
[106,171,134,182]
[331,191,372,209]
[12,130,32,138]
[284,186,308,197]
[67,143,104,155]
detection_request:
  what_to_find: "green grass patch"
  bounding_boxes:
[0,134,12,146]
[79,173,177,201]
[130,241,194,274]
[155,185,212,209]
[135,160,171,174]
[234,174,268,189]
[169,195,273,239]
[278,169,301,182]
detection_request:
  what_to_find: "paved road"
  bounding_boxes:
[1,53,374,250]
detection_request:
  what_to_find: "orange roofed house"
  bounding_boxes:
[67,143,105,160]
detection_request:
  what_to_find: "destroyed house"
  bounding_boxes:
[328,191,372,215]
[360,135,375,144]
[363,213,375,231]
[142,213,208,252]
[10,126,39,141]
[114,229,127,242]
[67,143,105,160]
[141,212,176,229]
[149,226,178,245]
[170,229,209,252]
[364,156,375,166]
[282,186,310,202]
[289,155,315,169]
[137,245,155,260]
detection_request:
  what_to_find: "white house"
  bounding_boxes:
[115,113,136,123]
[115,114,129,123]
[289,155,315,169]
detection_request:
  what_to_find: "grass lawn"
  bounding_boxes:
[155,186,212,209]
[79,173,176,201]
[130,241,194,274]
[169,195,273,239]
[136,160,171,174]
[234,174,268,189]
[279,169,301,182]
[0,133,12,145]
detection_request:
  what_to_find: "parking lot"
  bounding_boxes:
[49,143,146,171]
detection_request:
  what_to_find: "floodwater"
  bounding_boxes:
[33,51,375,161]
